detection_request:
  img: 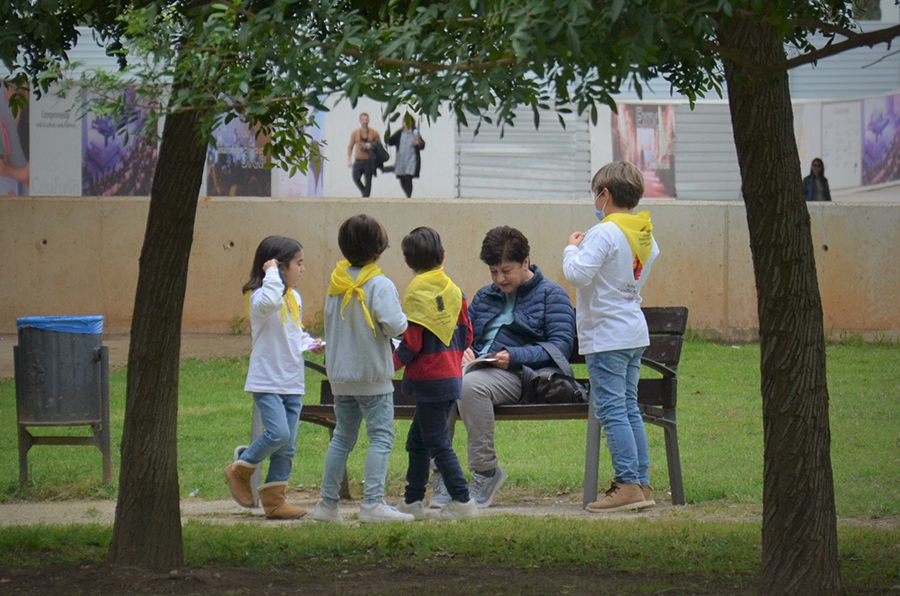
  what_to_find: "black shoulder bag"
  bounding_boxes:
[519,342,589,404]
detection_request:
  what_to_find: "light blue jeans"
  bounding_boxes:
[586,348,649,486]
[319,393,395,506]
[239,393,303,484]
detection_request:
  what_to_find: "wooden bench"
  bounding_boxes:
[256,306,687,507]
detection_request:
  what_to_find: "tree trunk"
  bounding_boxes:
[107,106,207,569]
[717,15,844,596]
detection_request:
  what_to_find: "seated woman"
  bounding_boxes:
[428,226,575,509]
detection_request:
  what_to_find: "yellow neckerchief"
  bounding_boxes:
[403,267,462,346]
[603,211,654,276]
[326,259,383,333]
[244,288,301,326]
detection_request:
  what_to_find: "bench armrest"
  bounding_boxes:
[640,357,677,378]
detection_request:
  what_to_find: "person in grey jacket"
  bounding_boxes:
[429,226,576,509]
[313,214,414,524]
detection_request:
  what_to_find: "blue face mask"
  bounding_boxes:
[594,193,607,221]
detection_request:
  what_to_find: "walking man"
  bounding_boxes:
[347,113,381,197]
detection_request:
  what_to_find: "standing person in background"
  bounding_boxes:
[347,113,381,197]
[563,161,659,513]
[388,113,425,198]
[803,158,832,202]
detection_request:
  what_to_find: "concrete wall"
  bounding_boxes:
[1,197,898,341]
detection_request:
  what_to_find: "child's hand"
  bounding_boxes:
[308,338,326,354]
[263,259,279,271]
[567,232,585,247]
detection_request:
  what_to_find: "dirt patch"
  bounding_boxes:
[0,563,763,596]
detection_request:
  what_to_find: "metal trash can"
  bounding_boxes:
[14,315,111,486]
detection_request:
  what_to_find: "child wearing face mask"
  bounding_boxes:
[562,161,660,514]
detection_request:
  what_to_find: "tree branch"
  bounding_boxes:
[781,23,900,70]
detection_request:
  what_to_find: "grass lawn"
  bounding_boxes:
[2,338,897,518]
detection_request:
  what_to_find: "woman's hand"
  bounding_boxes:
[308,338,326,354]
[491,350,511,370]
[461,348,476,365]
[263,259,279,271]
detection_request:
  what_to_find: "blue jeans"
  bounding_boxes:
[586,348,649,486]
[239,393,303,484]
[320,393,395,506]
[405,400,469,504]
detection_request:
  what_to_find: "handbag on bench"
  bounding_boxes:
[518,341,589,405]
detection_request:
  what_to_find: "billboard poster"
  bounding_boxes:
[82,88,158,196]
[612,104,676,198]
[862,94,900,187]
[821,101,861,190]
[206,117,271,197]
[0,84,29,196]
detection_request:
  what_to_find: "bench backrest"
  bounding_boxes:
[317,306,688,409]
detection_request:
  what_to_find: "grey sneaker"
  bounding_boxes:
[312,500,343,524]
[431,499,479,521]
[469,467,507,508]
[427,472,451,509]
[397,500,427,520]
[358,501,415,524]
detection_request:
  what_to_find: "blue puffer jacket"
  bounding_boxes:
[469,265,576,371]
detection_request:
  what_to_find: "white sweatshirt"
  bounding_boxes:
[562,220,660,354]
[244,267,314,394]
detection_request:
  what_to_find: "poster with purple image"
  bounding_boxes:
[82,88,158,196]
[861,94,900,187]
[206,117,272,197]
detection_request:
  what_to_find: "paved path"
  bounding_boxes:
[0,333,251,380]
[0,494,688,526]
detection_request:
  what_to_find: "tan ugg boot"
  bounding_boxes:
[258,482,307,520]
[225,460,257,508]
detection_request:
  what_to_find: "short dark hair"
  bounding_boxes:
[479,226,530,267]
[338,214,389,266]
[242,235,303,295]
[401,227,444,272]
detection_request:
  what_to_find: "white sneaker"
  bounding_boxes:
[431,499,479,521]
[396,500,427,520]
[358,501,415,524]
[312,500,343,524]
[428,472,451,509]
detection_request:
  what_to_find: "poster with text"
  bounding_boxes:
[82,88,158,196]
[612,104,676,198]
[30,86,82,195]
[821,101,861,190]
[206,117,271,197]
[1,84,29,196]
[861,94,900,187]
